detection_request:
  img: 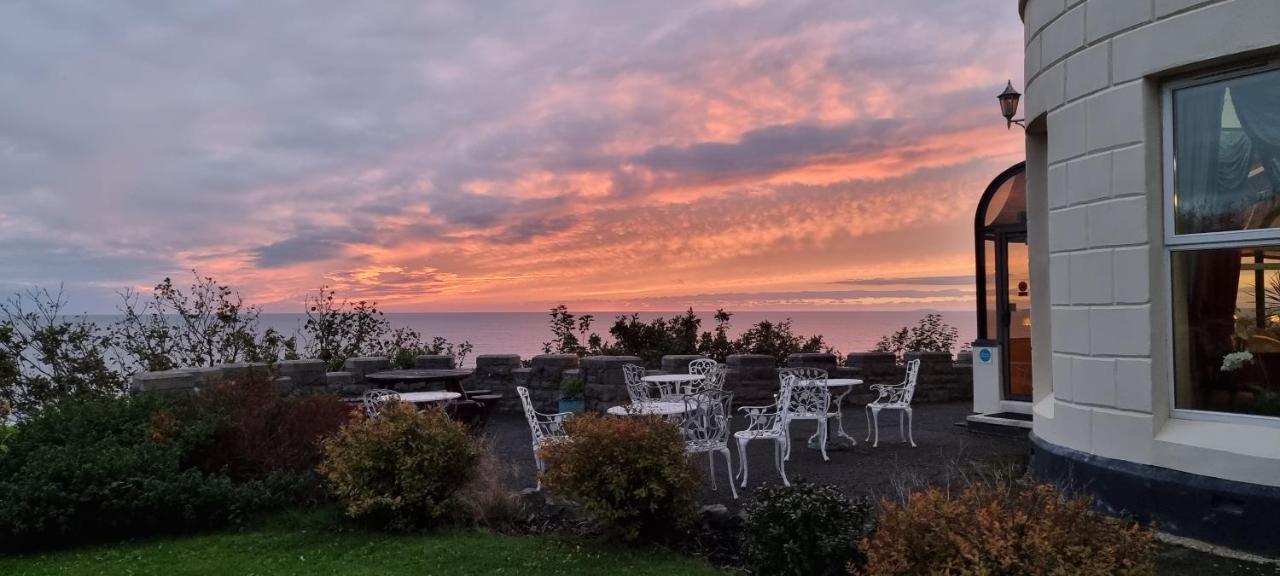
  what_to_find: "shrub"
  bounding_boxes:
[301,287,472,371]
[0,425,14,456]
[319,403,480,530]
[188,376,352,482]
[857,480,1155,576]
[540,413,700,542]
[873,313,960,361]
[0,396,253,548]
[743,481,874,576]
[0,287,127,417]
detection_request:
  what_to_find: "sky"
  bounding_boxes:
[0,0,1025,313]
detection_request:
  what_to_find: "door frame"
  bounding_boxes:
[996,232,1031,402]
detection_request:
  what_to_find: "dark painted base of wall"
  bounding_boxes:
[1030,434,1280,557]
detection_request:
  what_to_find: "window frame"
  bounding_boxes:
[1162,61,1280,427]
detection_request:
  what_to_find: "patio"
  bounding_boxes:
[487,400,1031,505]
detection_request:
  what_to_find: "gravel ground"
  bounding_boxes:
[480,401,1280,574]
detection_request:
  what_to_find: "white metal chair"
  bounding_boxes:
[517,386,571,490]
[687,359,725,395]
[623,363,657,404]
[680,389,737,499]
[779,367,833,462]
[361,388,401,418]
[734,374,796,487]
[865,359,921,447]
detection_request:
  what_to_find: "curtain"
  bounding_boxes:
[1176,85,1242,404]
[1228,73,1280,194]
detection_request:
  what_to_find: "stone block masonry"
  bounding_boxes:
[131,350,973,414]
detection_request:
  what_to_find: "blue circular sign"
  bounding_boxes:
[978,349,992,362]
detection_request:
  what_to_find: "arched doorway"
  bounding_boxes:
[974,162,1031,405]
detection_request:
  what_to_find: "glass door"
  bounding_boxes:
[1000,234,1033,401]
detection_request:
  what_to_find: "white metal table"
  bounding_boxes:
[398,391,462,404]
[642,373,705,396]
[797,378,864,450]
[606,401,688,417]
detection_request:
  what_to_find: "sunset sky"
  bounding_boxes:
[0,1,1024,313]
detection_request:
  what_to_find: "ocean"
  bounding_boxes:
[237,310,978,366]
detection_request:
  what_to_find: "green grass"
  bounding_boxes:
[0,511,727,576]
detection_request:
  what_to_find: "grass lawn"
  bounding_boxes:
[0,511,727,576]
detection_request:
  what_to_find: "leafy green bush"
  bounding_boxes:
[319,403,480,530]
[543,305,832,367]
[743,481,874,576]
[0,425,14,456]
[857,480,1155,576]
[873,313,960,361]
[540,413,700,541]
[0,288,127,417]
[0,396,254,549]
[301,288,472,371]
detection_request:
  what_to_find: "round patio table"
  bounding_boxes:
[398,391,461,404]
[606,401,688,417]
[796,378,864,451]
[642,373,705,396]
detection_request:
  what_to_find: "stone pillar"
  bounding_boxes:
[471,354,524,413]
[906,351,969,403]
[177,366,226,388]
[525,354,578,413]
[414,355,456,369]
[661,355,708,373]
[343,356,390,384]
[220,362,274,383]
[276,359,327,390]
[131,370,198,395]
[582,355,642,412]
[325,371,359,395]
[725,354,777,404]
[786,352,839,373]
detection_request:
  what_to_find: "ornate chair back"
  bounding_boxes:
[517,386,558,445]
[362,388,400,418]
[900,359,922,405]
[779,367,830,418]
[622,363,652,403]
[688,358,723,393]
[682,389,733,448]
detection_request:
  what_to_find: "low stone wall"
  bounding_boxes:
[130,350,974,415]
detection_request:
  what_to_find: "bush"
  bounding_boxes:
[0,425,14,456]
[743,481,874,576]
[540,413,700,542]
[188,376,352,483]
[0,396,254,548]
[319,403,480,530]
[872,313,960,361]
[857,480,1155,576]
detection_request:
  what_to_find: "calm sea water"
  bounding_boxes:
[238,310,976,366]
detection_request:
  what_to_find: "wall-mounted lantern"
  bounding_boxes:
[997,80,1025,129]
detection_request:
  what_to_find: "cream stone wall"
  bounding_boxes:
[1021,0,1280,486]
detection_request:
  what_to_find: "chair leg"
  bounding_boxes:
[865,405,872,442]
[899,410,905,442]
[818,417,829,462]
[906,407,917,447]
[775,439,790,486]
[534,453,544,491]
[708,451,717,491]
[871,407,881,448]
[737,438,750,488]
[721,449,738,499]
[784,421,793,461]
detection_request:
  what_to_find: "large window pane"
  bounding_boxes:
[1172,68,1280,235]
[1172,247,1280,417]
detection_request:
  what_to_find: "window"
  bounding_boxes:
[1167,65,1280,419]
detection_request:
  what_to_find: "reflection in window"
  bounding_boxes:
[1170,67,1280,419]
[1173,248,1280,417]
[1173,68,1280,235]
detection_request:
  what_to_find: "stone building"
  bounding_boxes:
[1016,0,1280,555]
